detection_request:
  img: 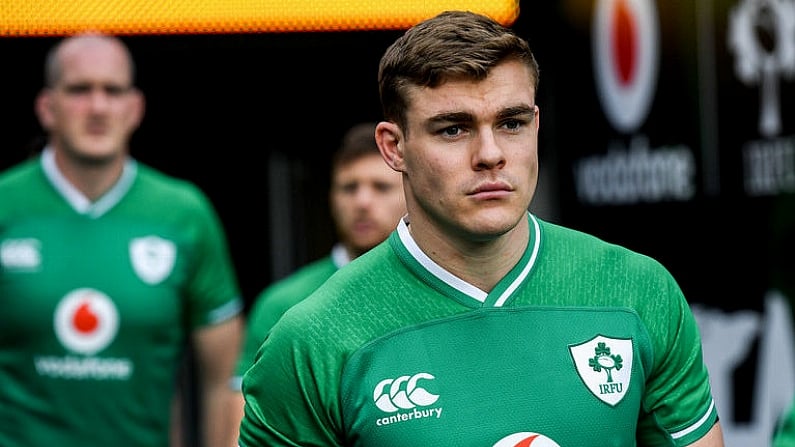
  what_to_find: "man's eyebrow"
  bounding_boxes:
[497,105,535,119]
[427,111,474,124]
[62,81,132,89]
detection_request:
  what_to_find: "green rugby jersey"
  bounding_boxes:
[775,399,795,447]
[0,150,242,446]
[232,246,346,388]
[240,213,718,447]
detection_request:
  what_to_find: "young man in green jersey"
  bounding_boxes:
[239,11,724,447]
[227,122,405,442]
[0,33,244,446]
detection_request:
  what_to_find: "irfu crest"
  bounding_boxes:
[569,335,633,406]
[130,236,176,285]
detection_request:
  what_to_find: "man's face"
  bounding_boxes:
[331,153,406,258]
[396,59,539,242]
[36,38,143,163]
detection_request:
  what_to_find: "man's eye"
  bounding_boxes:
[374,183,396,193]
[104,85,132,96]
[62,84,130,96]
[503,119,523,131]
[340,184,357,194]
[441,126,462,137]
[64,84,92,94]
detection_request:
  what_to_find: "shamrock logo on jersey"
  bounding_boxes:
[130,235,176,285]
[589,341,623,382]
[569,335,633,406]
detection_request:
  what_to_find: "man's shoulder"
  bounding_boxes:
[0,158,49,214]
[134,163,200,192]
[536,218,674,288]
[541,219,657,259]
[308,243,400,304]
[257,256,337,301]
[0,157,40,189]
[132,162,211,209]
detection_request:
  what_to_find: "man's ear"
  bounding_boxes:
[127,88,145,130]
[34,90,54,131]
[375,121,405,173]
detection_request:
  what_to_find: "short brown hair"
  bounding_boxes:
[378,10,539,131]
[330,122,379,173]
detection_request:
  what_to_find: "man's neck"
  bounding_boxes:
[406,213,530,293]
[50,146,127,202]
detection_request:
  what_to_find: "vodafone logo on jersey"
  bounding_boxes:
[492,432,561,447]
[592,0,659,133]
[54,288,119,355]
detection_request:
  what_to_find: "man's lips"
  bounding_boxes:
[351,220,376,232]
[470,182,513,199]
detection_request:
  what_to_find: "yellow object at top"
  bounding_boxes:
[0,0,519,36]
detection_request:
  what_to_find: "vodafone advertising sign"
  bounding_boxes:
[544,1,794,446]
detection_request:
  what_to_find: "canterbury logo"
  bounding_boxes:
[373,372,440,412]
[0,238,41,270]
